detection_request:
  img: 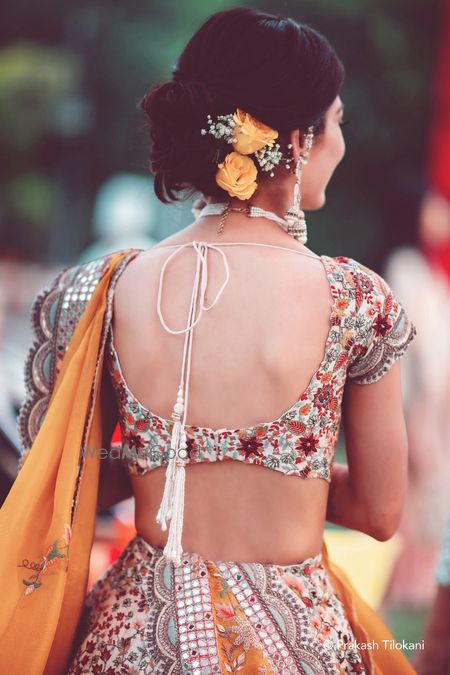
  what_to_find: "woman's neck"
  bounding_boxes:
[188,180,303,246]
[205,178,294,221]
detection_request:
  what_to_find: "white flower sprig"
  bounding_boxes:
[253,142,284,175]
[201,114,235,141]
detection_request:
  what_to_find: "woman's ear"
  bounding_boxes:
[288,128,310,164]
[289,129,300,164]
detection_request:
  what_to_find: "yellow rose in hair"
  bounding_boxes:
[215,151,258,200]
[232,109,278,155]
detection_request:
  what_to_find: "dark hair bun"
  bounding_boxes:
[141,79,213,130]
[139,7,345,203]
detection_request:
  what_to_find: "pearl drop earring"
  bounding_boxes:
[284,127,314,244]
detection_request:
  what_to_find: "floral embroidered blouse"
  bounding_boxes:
[106,245,417,484]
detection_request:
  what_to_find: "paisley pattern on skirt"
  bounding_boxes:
[68,535,367,674]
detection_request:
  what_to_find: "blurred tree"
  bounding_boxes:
[0,0,440,265]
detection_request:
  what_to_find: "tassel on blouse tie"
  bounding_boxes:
[155,241,231,566]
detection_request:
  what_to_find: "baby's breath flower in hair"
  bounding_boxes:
[201,108,287,197]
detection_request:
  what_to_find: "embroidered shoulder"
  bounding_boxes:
[16,252,129,470]
[332,256,417,385]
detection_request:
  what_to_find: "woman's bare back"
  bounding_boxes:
[112,226,334,563]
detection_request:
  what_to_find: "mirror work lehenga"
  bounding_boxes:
[0,243,417,675]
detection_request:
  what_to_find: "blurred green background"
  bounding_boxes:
[0,0,440,267]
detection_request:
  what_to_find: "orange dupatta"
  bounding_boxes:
[0,251,131,675]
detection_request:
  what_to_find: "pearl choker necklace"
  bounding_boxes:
[197,202,291,234]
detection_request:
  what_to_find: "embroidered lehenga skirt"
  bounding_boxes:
[67,534,367,674]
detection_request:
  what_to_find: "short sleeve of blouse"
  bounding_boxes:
[342,258,417,385]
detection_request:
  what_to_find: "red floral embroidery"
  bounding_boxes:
[373,313,392,337]
[313,384,334,409]
[297,434,319,456]
[239,436,264,459]
[354,271,374,294]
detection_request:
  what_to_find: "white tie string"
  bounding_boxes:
[156,240,230,331]
[155,241,231,565]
